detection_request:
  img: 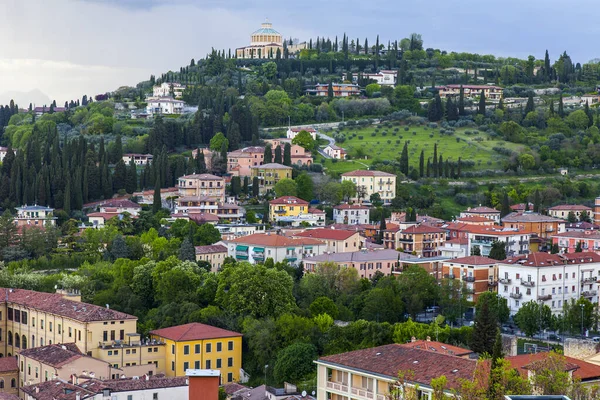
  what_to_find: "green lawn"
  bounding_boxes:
[320,123,525,174]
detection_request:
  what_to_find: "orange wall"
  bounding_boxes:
[189,375,219,400]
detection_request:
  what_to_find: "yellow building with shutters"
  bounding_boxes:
[268,196,309,221]
[150,322,242,383]
[250,163,293,194]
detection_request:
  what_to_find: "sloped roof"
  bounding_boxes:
[507,352,600,382]
[294,228,358,241]
[251,163,292,170]
[398,339,473,357]
[269,196,309,206]
[0,356,18,372]
[179,173,224,180]
[402,224,446,234]
[150,322,241,341]
[549,204,592,211]
[444,255,498,265]
[334,204,369,210]
[463,206,500,214]
[341,170,396,177]
[195,244,228,255]
[19,343,88,368]
[502,212,563,223]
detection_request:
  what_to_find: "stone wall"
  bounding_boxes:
[502,334,518,356]
[564,338,600,359]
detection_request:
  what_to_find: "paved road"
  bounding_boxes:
[317,131,336,159]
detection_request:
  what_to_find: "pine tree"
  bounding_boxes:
[487,329,505,400]
[152,178,161,213]
[179,237,196,261]
[478,90,486,115]
[264,144,273,163]
[419,150,424,178]
[283,143,291,166]
[458,85,465,115]
[274,145,282,164]
[524,92,534,115]
[400,142,409,175]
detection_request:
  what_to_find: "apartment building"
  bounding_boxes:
[552,230,600,254]
[286,127,317,141]
[0,357,17,397]
[498,252,600,315]
[341,170,397,205]
[269,196,309,221]
[459,206,501,223]
[195,244,228,272]
[502,212,565,239]
[306,83,361,97]
[548,204,592,221]
[316,343,476,400]
[224,233,326,266]
[467,226,530,258]
[437,84,503,100]
[333,204,370,225]
[14,206,56,228]
[149,323,242,383]
[250,163,293,194]
[227,146,265,177]
[145,97,184,116]
[122,153,153,166]
[177,174,225,204]
[441,256,499,302]
[293,229,362,254]
[396,224,446,257]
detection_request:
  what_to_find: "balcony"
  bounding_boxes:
[510,293,522,299]
[463,276,476,282]
[521,280,535,287]
[583,290,598,297]
[444,274,455,279]
[471,240,493,247]
[546,227,555,232]
[488,280,498,287]
[519,240,529,245]
[538,294,552,301]
[582,276,597,283]
[252,253,264,260]
[326,381,348,393]
[518,250,529,255]
[499,278,512,284]
[351,387,375,399]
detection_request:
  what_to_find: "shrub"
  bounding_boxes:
[396,140,401,144]
[382,131,387,136]
[413,131,417,135]
[429,134,434,138]
[428,123,438,129]
[358,136,364,140]
[370,132,376,137]
[456,137,460,142]
[387,140,391,144]
[404,127,409,131]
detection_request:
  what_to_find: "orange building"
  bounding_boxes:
[396,224,446,257]
[442,256,499,302]
[501,212,565,239]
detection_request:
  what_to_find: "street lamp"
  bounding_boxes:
[580,304,585,337]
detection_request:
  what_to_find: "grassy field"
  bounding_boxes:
[319,123,525,174]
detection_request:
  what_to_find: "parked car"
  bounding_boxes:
[425,306,440,313]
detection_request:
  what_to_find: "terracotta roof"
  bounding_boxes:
[402,224,446,234]
[100,199,141,209]
[334,204,369,210]
[562,252,600,263]
[150,322,241,341]
[552,231,600,239]
[179,173,224,180]
[188,212,220,223]
[446,237,469,245]
[86,212,121,220]
[507,353,600,382]
[502,252,566,267]
[341,170,396,177]
[0,394,20,400]
[0,356,18,372]
[549,204,592,211]
[2,288,135,322]
[19,343,88,368]
[466,226,532,236]
[565,222,600,230]
[294,228,358,241]
[445,255,498,265]
[195,244,228,255]
[228,146,265,157]
[228,233,324,247]
[251,163,292,170]
[308,208,325,214]
[289,127,316,132]
[21,380,96,400]
[456,216,493,223]
[510,203,533,211]
[463,206,500,214]
[398,339,473,357]
[502,212,564,223]
[223,382,249,395]
[318,344,476,391]
[269,196,309,205]
[445,84,503,90]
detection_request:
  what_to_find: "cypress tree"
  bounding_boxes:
[195,150,206,173]
[426,159,431,178]
[179,237,196,261]
[549,100,555,116]
[252,176,260,197]
[126,160,137,194]
[152,178,161,213]
[400,142,409,175]
[500,191,510,218]
[328,81,334,99]
[470,297,497,355]
[533,189,541,213]
[558,93,565,117]
[432,144,438,178]
[457,157,462,178]
[478,90,486,115]
[274,145,282,164]
[283,143,292,166]
[364,38,368,55]
[243,176,249,195]
[438,155,444,178]
[524,92,534,115]
[446,97,458,121]
[458,85,465,115]
[498,98,504,111]
[113,159,127,191]
[419,150,424,178]
[264,144,273,164]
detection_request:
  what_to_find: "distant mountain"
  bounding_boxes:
[0,89,52,108]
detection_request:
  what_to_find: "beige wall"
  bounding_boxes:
[19,353,110,387]
[0,369,18,397]
[341,175,396,204]
[196,251,228,272]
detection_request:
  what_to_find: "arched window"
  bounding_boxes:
[0,353,4,358]
[21,335,27,350]
[40,338,44,347]
[14,335,19,349]
[10,378,15,388]
[7,332,12,346]
[0,379,4,388]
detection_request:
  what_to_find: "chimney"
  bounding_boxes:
[411,336,416,342]
[35,387,40,394]
[426,336,431,342]
[187,370,220,400]
[76,393,81,400]
[144,374,149,381]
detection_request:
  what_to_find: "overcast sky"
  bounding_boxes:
[1,0,598,106]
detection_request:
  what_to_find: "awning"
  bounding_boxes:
[253,247,265,253]
[287,247,296,251]
[304,246,313,250]
[236,245,249,251]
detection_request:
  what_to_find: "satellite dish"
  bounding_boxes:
[302,391,307,397]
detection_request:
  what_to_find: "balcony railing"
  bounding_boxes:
[510,292,522,299]
[582,276,597,283]
[463,276,476,282]
[518,250,529,255]
[488,280,498,287]
[538,294,552,301]
[444,274,455,279]
[521,280,535,287]
[519,240,529,245]
[583,290,598,297]
[326,381,348,393]
[351,387,374,399]
[499,278,511,284]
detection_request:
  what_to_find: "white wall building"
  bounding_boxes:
[467,227,530,258]
[498,252,600,316]
[351,70,398,86]
[324,144,347,159]
[286,127,317,140]
[153,82,186,98]
[333,204,370,225]
[146,96,184,116]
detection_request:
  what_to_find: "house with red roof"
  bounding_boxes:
[459,206,501,223]
[549,204,592,221]
[292,228,362,253]
[195,244,228,272]
[224,233,326,265]
[0,357,18,397]
[150,322,242,382]
[552,230,600,254]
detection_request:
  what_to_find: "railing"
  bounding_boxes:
[582,276,597,283]
[444,274,455,279]
[510,293,522,299]
[521,280,535,287]
[499,278,511,284]
[518,250,529,255]
[538,294,552,301]
[488,281,498,287]
[351,387,374,399]
[463,276,476,282]
[583,290,598,297]
[326,381,348,392]
[252,253,264,259]
[519,240,529,245]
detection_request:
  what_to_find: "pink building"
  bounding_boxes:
[552,230,600,254]
[227,146,265,177]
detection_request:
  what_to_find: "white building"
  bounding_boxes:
[224,233,327,266]
[286,127,317,140]
[153,82,186,98]
[324,144,347,159]
[351,70,398,86]
[146,96,184,116]
[459,206,501,223]
[467,226,530,258]
[122,153,153,166]
[333,204,370,225]
[341,170,397,205]
[498,252,600,316]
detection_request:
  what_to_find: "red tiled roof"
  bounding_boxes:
[294,228,358,241]
[318,344,476,391]
[562,252,600,263]
[251,163,292,170]
[466,226,532,236]
[398,340,473,357]
[188,212,220,223]
[549,204,592,211]
[507,353,600,381]
[269,196,309,205]
[2,288,135,322]
[502,252,565,267]
[464,206,500,214]
[195,244,227,255]
[19,343,87,368]
[552,231,600,239]
[456,216,493,223]
[308,208,325,214]
[228,233,324,247]
[334,204,369,210]
[341,170,396,177]
[402,224,446,234]
[445,255,498,265]
[150,322,241,341]
[100,199,141,209]
[0,356,18,372]
[446,237,468,245]
[86,212,121,221]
